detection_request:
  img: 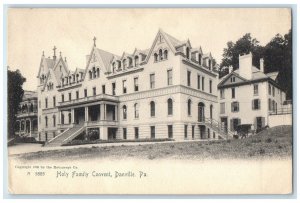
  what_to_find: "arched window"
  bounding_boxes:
[186,47,190,59]
[96,68,100,78]
[30,103,33,112]
[210,105,213,119]
[53,115,56,127]
[134,103,139,119]
[93,67,96,78]
[68,113,72,124]
[154,53,158,62]
[76,74,79,82]
[168,98,173,116]
[123,105,127,120]
[61,114,65,124]
[164,50,168,60]
[150,101,155,117]
[123,59,127,69]
[198,102,205,122]
[159,49,163,60]
[188,99,192,116]
[272,100,275,112]
[134,56,139,67]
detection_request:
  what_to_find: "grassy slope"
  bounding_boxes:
[13,125,292,161]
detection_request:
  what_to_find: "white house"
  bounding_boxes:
[218,53,286,133]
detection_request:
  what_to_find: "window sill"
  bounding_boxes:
[167,115,173,117]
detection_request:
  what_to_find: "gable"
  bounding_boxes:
[219,72,248,87]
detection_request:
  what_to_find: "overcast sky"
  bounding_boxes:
[7,8,291,91]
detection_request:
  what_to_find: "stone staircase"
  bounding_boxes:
[45,124,85,147]
[204,118,234,139]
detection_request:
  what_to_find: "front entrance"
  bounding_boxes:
[74,107,85,124]
[199,125,206,139]
[221,117,228,133]
[108,128,117,140]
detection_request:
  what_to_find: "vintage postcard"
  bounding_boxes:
[6,7,293,195]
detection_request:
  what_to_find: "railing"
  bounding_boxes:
[86,120,118,126]
[204,117,234,139]
[269,107,292,115]
[58,94,119,107]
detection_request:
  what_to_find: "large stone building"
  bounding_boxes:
[218,53,287,133]
[15,91,38,138]
[37,29,230,146]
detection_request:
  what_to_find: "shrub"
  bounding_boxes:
[259,148,265,155]
[265,138,272,143]
[148,154,155,160]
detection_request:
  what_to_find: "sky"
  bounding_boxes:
[7,8,291,91]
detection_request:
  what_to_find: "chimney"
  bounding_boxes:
[238,52,253,80]
[260,58,264,73]
[53,46,57,61]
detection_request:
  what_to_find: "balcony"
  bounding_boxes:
[16,111,37,118]
[58,94,119,107]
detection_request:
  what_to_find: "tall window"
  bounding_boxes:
[123,59,127,69]
[198,54,202,65]
[167,69,173,86]
[186,47,190,59]
[134,103,139,119]
[252,99,260,110]
[69,92,72,101]
[134,56,139,67]
[220,89,225,99]
[268,84,272,95]
[210,105,213,119]
[192,125,195,139]
[150,74,155,89]
[112,82,116,95]
[231,88,235,99]
[253,84,259,95]
[122,105,127,119]
[168,125,173,138]
[150,101,155,117]
[168,98,173,116]
[220,103,225,114]
[53,115,56,127]
[159,49,163,60]
[187,99,192,116]
[197,75,200,89]
[61,94,64,102]
[134,77,139,91]
[164,50,168,59]
[187,70,191,87]
[202,76,205,91]
[123,80,127,94]
[102,85,106,94]
[45,116,48,127]
[272,86,275,97]
[184,125,188,139]
[209,80,212,93]
[268,98,272,111]
[76,91,79,99]
[53,96,56,107]
[135,127,139,139]
[154,53,158,62]
[93,87,96,96]
[84,89,87,97]
[230,77,236,83]
[123,128,127,139]
[151,126,155,139]
[231,102,239,112]
[45,98,48,108]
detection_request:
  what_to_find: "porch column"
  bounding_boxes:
[71,108,75,124]
[104,103,106,120]
[85,106,89,122]
[114,105,118,121]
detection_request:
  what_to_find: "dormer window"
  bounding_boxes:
[159,49,163,60]
[89,71,92,79]
[164,50,168,60]
[186,47,190,59]
[208,59,212,70]
[231,77,236,83]
[134,56,139,67]
[96,68,100,77]
[198,54,202,65]
[123,59,127,69]
[128,57,133,67]
[112,62,116,73]
[118,61,121,70]
[154,53,158,62]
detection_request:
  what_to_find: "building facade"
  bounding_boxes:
[218,53,286,133]
[37,29,228,145]
[15,91,38,138]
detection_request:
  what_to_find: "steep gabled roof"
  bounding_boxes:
[266,71,279,81]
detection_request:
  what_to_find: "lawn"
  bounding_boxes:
[12,125,292,161]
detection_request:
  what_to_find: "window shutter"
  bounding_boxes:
[230,119,233,131]
[262,117,265,127]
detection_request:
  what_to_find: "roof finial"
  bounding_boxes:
[93,36,96,47]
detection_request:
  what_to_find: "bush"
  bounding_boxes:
[265,138,272,143]
[259,148,265,155]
